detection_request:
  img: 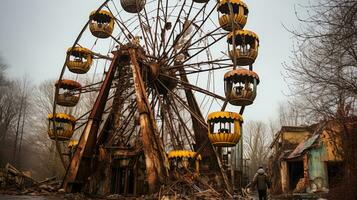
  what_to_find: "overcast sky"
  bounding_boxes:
[0,0,309,124]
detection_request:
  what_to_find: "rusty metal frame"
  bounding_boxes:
[62,51,120,192]
[128,47,169,193]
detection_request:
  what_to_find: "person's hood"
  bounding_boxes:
[257,168,265,174]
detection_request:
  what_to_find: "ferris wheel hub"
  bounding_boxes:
[147,62,160,80]
[144,61,177,95]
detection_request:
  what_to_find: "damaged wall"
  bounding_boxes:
[282,130,311,150]
[280,161,288,193]
[307,146,328,192]
[306,125,343,192]
[320,125,343,162]
[270,122,345,194]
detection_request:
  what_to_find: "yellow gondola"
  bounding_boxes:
[168,150,201,173]
[224,68,259,106]
[47,113,76,141]
[68,140,78,149]
[207,111,243,147]
[217,0,248,31]
[67,140,78,158]
[55,79,81,107]
[227,29,259,66]
[89,10,114,38]
[66,47,93,74]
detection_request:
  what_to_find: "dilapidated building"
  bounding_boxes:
[269,121,344,195]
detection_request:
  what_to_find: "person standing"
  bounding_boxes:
[249,166,271,200]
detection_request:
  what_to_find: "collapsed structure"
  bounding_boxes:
[269,121,348,195]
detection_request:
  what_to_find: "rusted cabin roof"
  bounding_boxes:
[279,150,293,160]
[286,122,328,159]
[287,134,320,159]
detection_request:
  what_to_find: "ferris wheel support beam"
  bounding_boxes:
[177,63,233,194]
[97,78,133,146]
[62,51,120,193]
[129,47,169,193]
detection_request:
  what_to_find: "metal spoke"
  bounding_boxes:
[161,0,187,57]
[142,7,157,52]
[167,27,225,66]
[157,79,207,128]
[179,63,233,75]
[159,73,226,101]
[169,58,231,70]
[165,2,216,61]
[166,96,195,150]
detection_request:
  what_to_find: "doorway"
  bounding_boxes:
[110,167,135,195]
[288,161,304,190]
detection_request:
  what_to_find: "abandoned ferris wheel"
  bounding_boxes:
[47,0,260,195]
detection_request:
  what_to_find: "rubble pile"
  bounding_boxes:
[156,170,252,200]
[0,163,60,196]
[0,164,255,199]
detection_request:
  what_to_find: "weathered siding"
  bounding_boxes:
[320,128,343,161]
[282,131,311,149]
[280,161,289,193]
[308,146,328,190]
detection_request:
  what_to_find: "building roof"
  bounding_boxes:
[269,125,312,149]
[279,150,293,160]
[285,122,328,159]
[287,134,320,159]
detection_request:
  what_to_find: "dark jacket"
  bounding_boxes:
[252,172,270,190]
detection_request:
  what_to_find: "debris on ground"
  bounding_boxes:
[0,164,256,199]
[156,170,253,200]
[0,163,61,196]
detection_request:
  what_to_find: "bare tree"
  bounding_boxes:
[0,58,24,167]
[266,99,308,145]
[277,100,308,126]
[0,58,12,143]
[0,57,6,86]
[284,0,356,118]
[284,0,357,198]
[0,58,99,179]
[25,77,98,178]
[12,77,31,166]
[243,121,271,179]
[0,84,18,143]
